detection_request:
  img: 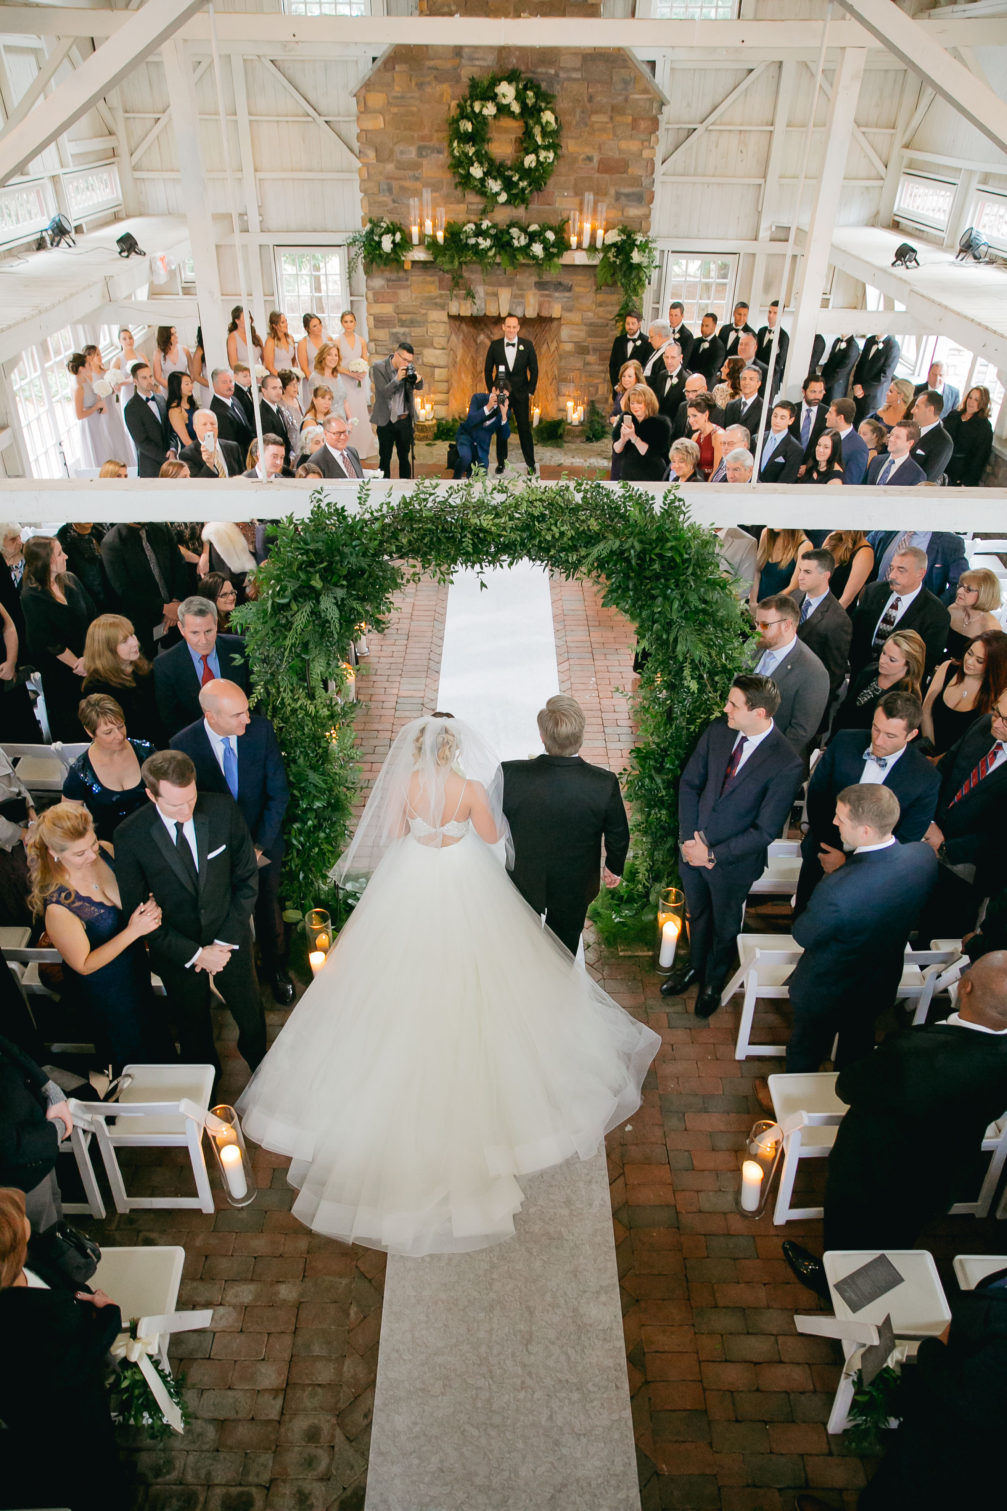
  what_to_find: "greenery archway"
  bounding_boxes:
[235,479,746,935]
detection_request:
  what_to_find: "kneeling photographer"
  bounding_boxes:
[370,341,423,480]
[452,381,511,478]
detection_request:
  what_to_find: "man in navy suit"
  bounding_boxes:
[153,596,250,737]
[757,402,804,484]
[171,680,293,1006]
[663,675,803,1018]
[210,367,255,454]
[795,691,940,913]
[453,383,511,477]
[866,525,968,604]
[913,360,960,420]
[786,783,937,1071]
[866,421,926,487]
[790,374,828,469]
[826,398,869,483]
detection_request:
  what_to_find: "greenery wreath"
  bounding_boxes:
[448,69,562,211]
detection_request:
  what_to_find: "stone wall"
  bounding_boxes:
[355,13,661,420]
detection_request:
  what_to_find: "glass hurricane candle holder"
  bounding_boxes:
[655,886,685,974]
[206,1104,255,1207]
[736,1118,783,1219]
[305,908,332,955]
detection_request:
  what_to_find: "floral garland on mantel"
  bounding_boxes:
[448,70,562,212]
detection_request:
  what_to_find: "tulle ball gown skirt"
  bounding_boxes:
[237,832,660,1256]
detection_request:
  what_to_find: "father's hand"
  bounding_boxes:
[195,944,234,975]
[603,868,621,889]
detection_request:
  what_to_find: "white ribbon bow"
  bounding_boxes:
[110,1308,213,1435]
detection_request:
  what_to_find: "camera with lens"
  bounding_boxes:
[403,363,418,385]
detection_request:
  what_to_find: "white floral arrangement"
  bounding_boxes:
[254,363,269,382]
[596,227,659,320]
[91,377,113,398]
[347,218,409,274]
[448,70,562,212]
[428,218,567,290]
[346,358,370,375]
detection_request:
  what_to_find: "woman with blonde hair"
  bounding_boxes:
[832,627,926,735]
[81,614,161,743]
[608,359,646,479]
[611,383,672,481]
[310,342,350,420]
[823,529,875,610]
[869,376,915,431]
[749,527,812,606]
[945,567,1003,659]
[97,459,127,479]
[26,803,167,1069]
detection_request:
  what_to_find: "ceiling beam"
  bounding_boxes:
[661,62,771,171]
[0,0,207,186]
[833,0,1007,157]
[805,59,887,179]
[0,37,74,135]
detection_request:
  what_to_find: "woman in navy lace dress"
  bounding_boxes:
[61,694,156,844]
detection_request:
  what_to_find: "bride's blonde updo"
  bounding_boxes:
[414,711,459,769]
[26,803,96,917]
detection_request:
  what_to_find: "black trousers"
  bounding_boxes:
[156,933,266,1074]
[254,854,286,980]
[495,392,535,468]
[377,418,413,479]
[785,989,884,1074]
[680,859,752,995]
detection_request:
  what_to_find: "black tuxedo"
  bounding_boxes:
[757,431,803,484]
[484,337,538,469]
[852,335,901,420]
[311,442,363,479]
[211,393,254,453]
[651,366,691,422]
[259,400,292,465]
[790,400,828,461]
[718,322,756,354]
[0,1031,60,1195]
[821,336,860,401]
[850,582,950,683]
[678,721,803,993]
[178,438,243,479]
[756,323,788,391]
[667,323,694,366]
[795,729,941,912]
[115,792,264,1073]
[233,383,255,427]
[171,714,289,981]
[786,840,937,1071]
[608,332,654,392]
[809,333,825,376]
[689,333,726,385]
[100,522,188,657]
[124,391,170,477]
[501,754,629,956]
[153,633,250,737]
[724,395,763,437]
[910,422,954,483]
[792,588,853,698]
[825,1023,1007,1251]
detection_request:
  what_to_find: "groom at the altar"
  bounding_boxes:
[502,696,629,956]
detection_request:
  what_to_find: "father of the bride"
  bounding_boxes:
[502,695,629,956]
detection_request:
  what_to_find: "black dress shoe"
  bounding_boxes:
[270,970,296,1006]
[660,965,698,997]
[495,462,505,475]
[782,1240,830,1300]
[694,985,721,1020]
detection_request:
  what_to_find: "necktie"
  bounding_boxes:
[879,529,913,577]
[138,528,170,601]
[951,742,1004,806]
[872,595,901,651]
[222,737,239,799]
[174,821,198,880]
[763,433,778,462]
[800,407,813,447]
[200,654,214,687]
[721,735,748,793]
[757,651,777,676]
[878,456,897,486]
[799,596,812,624]
[863,751,888,771]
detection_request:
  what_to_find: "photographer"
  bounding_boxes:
[370,341,424,480]
[453,382,511,478]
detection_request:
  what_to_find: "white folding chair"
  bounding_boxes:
[68,1064,216,1215]
[949,1112,1007,1219]
[747,840,802,902]
[720,933,802,1060]
[0,925,31,951]
[793,746,824,832]
[953,1254,1007,1291]
[62,1114,106,1218]
[0,742,66,792]
[896,947,964,1026]
[766,1071,846,1224]
[51,740,89,769]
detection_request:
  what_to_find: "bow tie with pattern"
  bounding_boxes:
[863,751,888,770]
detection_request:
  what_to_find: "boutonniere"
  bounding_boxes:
[518,344,525,351]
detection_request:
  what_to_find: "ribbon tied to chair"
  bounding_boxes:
[110,1308,213,1434]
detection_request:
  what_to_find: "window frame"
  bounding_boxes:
[893,170,957,235]
[272,245,353,340]
[971,187,1007,254]
[658,251,738,329]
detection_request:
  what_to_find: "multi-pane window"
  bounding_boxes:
[0,181,56,244]
[661,254,737,327]
[894,173,956,233]
[972,190,1007,251]
[9,326,85,479]
[283,0,369,15]
[65,166,121,219]
[274,248,349,337]
[644,0,737,17]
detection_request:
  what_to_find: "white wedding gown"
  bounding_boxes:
[237,817,660,1257]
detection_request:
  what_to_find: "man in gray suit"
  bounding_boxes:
[751,594,830,762]
[370,340,423,479]
[311,414,364,480]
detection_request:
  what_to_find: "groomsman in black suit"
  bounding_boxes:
[756,301,789,394]
[484,315,538,475]
[820,334,861,401]
[116,749,265,1078]
[666,301,694,366]
[664,675,803,1018]
[718,301,756,355]
[790,374,828,469]
[790,548,852,699]
[100,520,187,658]
[154,596,250,737]
[258,375,292,467]
[851,333,901,422]
[794,690,940,914]
[124,362,171,478]
[650,343,691,422]
[689,314,726,386]
[210,367,255,454]
[501,695,629,958]
[850,546,950,682]
[785,783,937,1071]
[909,388,955,481]
[172,680,294,1006]
[607,311,653,393]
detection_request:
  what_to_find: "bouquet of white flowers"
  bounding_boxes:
[346,358,369,376]
[91,377,113,399]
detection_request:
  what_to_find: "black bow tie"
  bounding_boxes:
[506,342,517,348]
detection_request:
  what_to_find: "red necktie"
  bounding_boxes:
[950,742,1003,806]
[721,735,747,794]
[200,655,214,687]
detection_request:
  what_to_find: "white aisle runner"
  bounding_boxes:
[365,564,641,1511]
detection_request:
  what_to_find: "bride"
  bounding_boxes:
[237,713,660,1257]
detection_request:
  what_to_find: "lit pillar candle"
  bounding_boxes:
[566,399,574,422]
[309,949,326,975]
[532,405,540,427]
[658,917,680,969]
[314,931,330,953]
[220,1143,247,1201]
[411,225,420,246]
[740,1160,763,1213]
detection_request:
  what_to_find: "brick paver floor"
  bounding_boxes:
[86,566,999,1511]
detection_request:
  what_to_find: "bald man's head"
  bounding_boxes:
[957,951,1007,1031]
[199,678,250,738]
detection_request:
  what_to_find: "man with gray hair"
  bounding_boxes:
[642,321,674,378]
[180,408,243,478]
[153,594,251,736]
[850,545,951,682]
[724,448,755,483]
[707,424,750,483]
[210,365,254,453]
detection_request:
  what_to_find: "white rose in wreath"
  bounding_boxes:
[470,163,484,179]
[542,110,556,127]
[471,100,483,114]
[487,178,501,193]
[496,82,516,103]
[459,118,473,133]
[544,229,556,242]
[540,151,553,163]
[380,234,394,253]
[497,192,508,203]
[464,222,476,234]
[604,228,620,246]
[531,241,544,258]
[483,102,497,117]
[523,154,537,168]
[510,101,520,114]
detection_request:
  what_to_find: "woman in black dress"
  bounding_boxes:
[81,614,163,746]
[921,629,1007,757]
[611,385,672,482]
[944,568,1003,661]
[823,530,874,612]
[805,428,845,486]
[20,536,95,742]
[945,386,994,486]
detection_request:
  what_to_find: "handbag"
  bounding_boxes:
[446,441,460,472]
[28,1220,101,1289]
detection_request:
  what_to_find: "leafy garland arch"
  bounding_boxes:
[235,480,746,936]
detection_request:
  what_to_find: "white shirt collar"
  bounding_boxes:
[203,718,233,771]
[854,835,897,853]
[803,589,829,613]
[836,422,852,437]
[945,1011,1007,1036]
[891,582,923,611]
[919,420,939,436]
[733,720,774,754]
[156,805,197,858]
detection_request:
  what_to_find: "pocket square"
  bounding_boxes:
[207,844,226,859]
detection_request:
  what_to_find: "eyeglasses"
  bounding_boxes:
[755,619,787,630]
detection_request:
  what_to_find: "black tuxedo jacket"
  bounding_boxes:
[0,1031,59,1192]
[724,395,763,437]
[100,522,188,649]
[651,366,691,422]
[178,438,243,479]
[311,443,363,479]
[124,392,170,477]
[756,324,788,385]
[804,730,940,852]
[115,792,259,973]
[233,383,255,426]
[718,322,756,353]
[853,336,900,392]
[171,714,289,860]
[608,333,654,391]
[667,323,694,366]
[259,400,292,464]
[671,402,724,442]
[936,714,1007,892]
[792,588,853,696]
[484,338,538,397]
[678,721,802,881]
[821,336,860,398]
[850,582,950,682]
[689,333,726,385]
[911,422,954,482]
[758,432,803,485]
[501,754,629,913]
[211,393,254,452]
[153,633,250,737]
